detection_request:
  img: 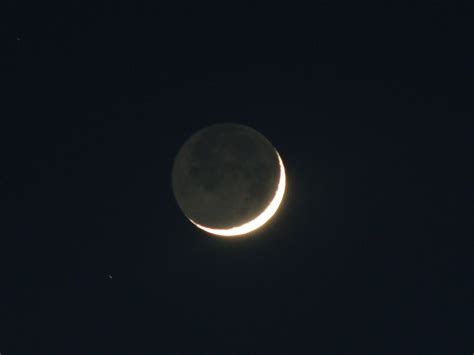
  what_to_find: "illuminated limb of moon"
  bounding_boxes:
[189,151,286,237]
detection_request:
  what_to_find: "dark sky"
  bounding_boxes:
[1,1,471,353]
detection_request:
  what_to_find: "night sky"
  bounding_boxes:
[1,1,471,353]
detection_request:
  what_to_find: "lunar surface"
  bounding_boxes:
[171,123,285,237]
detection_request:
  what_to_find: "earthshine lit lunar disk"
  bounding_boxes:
[171,123,286,237]
[190,152,286,236]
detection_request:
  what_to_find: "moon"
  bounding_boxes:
[171,123,286,237]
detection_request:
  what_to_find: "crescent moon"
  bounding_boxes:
[189,151,286,237]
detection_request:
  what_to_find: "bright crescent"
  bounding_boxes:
[189,151,286,237]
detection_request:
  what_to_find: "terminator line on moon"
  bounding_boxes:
[172,123,286,237]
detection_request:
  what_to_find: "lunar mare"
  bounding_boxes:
[189,152,286,237]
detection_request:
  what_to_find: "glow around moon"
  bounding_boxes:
[189,151,286,237]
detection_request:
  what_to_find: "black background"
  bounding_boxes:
[1,1,472,353]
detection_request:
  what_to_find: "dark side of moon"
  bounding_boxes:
[172,123,280,230]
